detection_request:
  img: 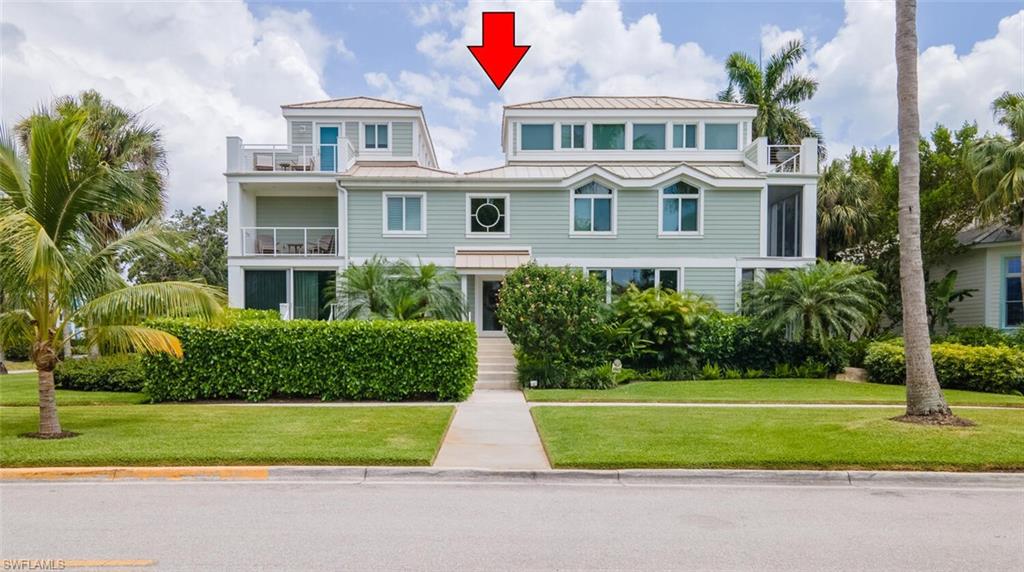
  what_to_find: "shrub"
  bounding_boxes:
[2,340,31,362]
[498,264,608,384]
[223,308,281,322]
[941,326,1010,347]
[567,364,619,389]
[693,313,846,374]
[143,319,477,402]
[54,355,145,392]
[864,341,1024,394]
[608,286,716,369]
[700,364,723,380]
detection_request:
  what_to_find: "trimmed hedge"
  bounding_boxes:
[142,319,477,402]
[54,355,145,392]
[864,341,1024,395]
[693,313,848,374]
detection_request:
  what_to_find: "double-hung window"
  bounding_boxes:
[660,181,701,235]
[521,124,554,150]
[672,123,697,149]
[560,124,585,149]
[592,124,625,150]
[572,182,615,235]
[383,192,425,236]
[364,123,389,150]
[467,194,509,236]
[632,123,666,150]
[1005,257,1022,328]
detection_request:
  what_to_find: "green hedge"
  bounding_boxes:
[143,319,477,402]
[54,355,145,392]
[864,341,1024,394]
[693,313,848,374]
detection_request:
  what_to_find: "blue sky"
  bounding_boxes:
[3,1,1023,210]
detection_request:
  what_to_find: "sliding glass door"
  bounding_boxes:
[293,271,333,320]
[244,270,286,311]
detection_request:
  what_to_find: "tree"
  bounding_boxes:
[125,203,228,288]
[894,0,952,419]
[970,91,1024,298]
[718,40,820,144]
[15,90,167,242]
[816,159,877,260]
[329,256,464,321]
[741,262,884,346]
[0,113,223,437]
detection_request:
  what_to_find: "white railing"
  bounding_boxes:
[768,145,801,173]
[237,142,350,173]
[241,227,339,256]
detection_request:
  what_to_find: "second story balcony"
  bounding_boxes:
[226,137,356,173]
[241,227,339,256]
[744,137,821,175]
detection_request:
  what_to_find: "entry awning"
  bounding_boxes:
[454,248,532,270]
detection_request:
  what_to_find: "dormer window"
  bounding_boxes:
[521,124,554,150]
[571,181,616,235]
[364,123,389,150]
[560,124,585,149]
[632,123,666,150]
[672,123,698,149]
[592,124,625,150]
[659,181,702,236]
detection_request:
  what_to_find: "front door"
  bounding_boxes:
[319,126,339,172]
[480,279,504,336]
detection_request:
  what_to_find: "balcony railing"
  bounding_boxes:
[768,145,801,173]
[229,139,356,173]
[742,137,821,175]
[241,227,339,256]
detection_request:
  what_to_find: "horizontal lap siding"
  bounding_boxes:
[347,188,760,259]
[935,250,987,329]
[256,197,338,227]
[393,122,414,157]
[684,267,737,312]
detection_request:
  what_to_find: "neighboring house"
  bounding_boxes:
[938,225,1021,330]
[225,95,820,335]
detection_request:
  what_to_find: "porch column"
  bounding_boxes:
[227,180,242,257]
[801,183,818,259]
[227,265,244,308]
[461,274,469,322]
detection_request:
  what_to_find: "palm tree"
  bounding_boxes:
[330,257,464,321]
[0,113,223,437]
[970,91,1024,297]
[741,262,884,346]
[15,90,167,242]
[816,159,877,260]
[895,0,952,418]
[718,40,820,145]
[394,261,465,320]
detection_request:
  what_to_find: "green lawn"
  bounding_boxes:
[525,379,1024,407]
[1,373,147,406]
[532,406,1024,471]
[3,361,35,372]
[0,404,454,467]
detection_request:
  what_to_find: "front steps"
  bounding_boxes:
[475,337,518,390]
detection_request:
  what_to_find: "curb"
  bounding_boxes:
[2,466,1022,488]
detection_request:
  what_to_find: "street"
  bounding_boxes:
[1,478,1022,571]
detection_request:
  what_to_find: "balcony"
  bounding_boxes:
[744,137,820,175]
[227,137,355,173]
[241,227,339,256]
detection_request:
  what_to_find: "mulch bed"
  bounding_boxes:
[891,413,976,427]
[18,431,81,440]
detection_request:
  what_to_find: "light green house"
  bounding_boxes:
[937,225,1021,330]
[225,95,821,335]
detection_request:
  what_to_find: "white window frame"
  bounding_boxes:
[558,122,586,150]
[702,122,740,151]
[569,182,617,237]
[518,123,556,152]
[658,182,704,238]
[465,193,511,238]
[362,122,391,151]
[672,122,698,149]
[631,122,667,151]
[584,267,683,302]
[382,192,427,237]
[591,123,627,151]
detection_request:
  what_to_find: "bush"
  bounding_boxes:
[498,264,608,384]
[941,326,1011,348]
[607,286,716,369]
[54,355,145,392]
[223,308,281,322]
[143,319,477,402]
[2,341,31,362]
[567,364,619,389]
[864,341,1024,394]
[693,313,847,374]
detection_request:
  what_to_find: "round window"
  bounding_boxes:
[474,202,502,229]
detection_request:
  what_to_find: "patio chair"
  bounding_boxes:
[256,235,277,254]
[253,153,274,171]
[308,233,335,254]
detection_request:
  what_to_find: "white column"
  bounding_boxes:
[460,274,469,322]
[227,180,242,257]
[226,136,242,172]
[227,265,244,308]
[801,137,819,174]
[759,184,769,257]
[801,183,818,259]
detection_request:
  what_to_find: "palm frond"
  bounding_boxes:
[763,40,806,93]
[83,324,183,357]
[73,281,224,327]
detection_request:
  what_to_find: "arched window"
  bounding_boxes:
[659,181,702,236]
[571,181,615,234]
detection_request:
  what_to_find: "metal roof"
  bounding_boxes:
[504,96,756,111]
[957,224,1020,246]
[282,96,420,110]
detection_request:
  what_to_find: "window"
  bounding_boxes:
[572,182,614,234]
[657,269,679,291]
[521,124,554,150]
[467,194,508,236]
[705,123,739,150]
[632,123,666,150]
[364,123,389,149]
[587,267,680,301]
[673,124,697,149]
[244,270,286,311]
[383,193,425,235]
[561,124,585,149]
[660,182,701,235]
[1005,257,1022,328]
[768,190,801,257]
[593,124,625,150]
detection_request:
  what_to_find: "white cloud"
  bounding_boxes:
[0,1,347,211]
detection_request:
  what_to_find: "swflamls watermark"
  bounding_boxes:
[2,561,154,570]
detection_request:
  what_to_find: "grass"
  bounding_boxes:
[1,373,147,406]
[532,406,1024,471]
[525,378,1024,407]
[3,361,35,372]
[0,404,454,467]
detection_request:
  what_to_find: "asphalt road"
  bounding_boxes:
[1,479,1022,571]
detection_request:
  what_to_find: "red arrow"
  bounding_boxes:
[468,12,530,90]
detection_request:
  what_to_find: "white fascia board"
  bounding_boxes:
[736,257,816,268]
[227,256,345,269]
[504,109,757,121]
[226,173,342,183]
[281,108,422,119]
[536,256,742,268]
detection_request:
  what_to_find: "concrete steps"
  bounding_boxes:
[476,337,517,390]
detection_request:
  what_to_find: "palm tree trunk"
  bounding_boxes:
[36,368,62,435]
[0,345,7,375]
[896,0,950,417]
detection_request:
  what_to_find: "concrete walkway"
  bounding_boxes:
[434,389,549,470]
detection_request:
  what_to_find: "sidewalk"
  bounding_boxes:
[434,389,549,470]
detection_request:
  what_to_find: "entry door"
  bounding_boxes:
[319,126,339,172]
[479,278,504,336]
